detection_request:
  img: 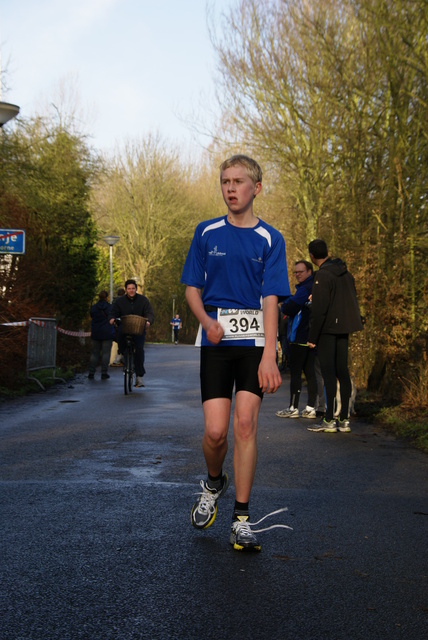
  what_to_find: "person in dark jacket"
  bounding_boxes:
[88,291,113,380]
[109,279,155,387]
[306,239,363,433]
[276,261,318,419]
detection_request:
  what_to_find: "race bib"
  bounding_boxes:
[217,308,265,341]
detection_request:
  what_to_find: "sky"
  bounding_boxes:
[1,0,233,155]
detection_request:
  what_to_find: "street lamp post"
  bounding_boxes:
[0,101,20,127]
[171,294,177,343]
[103,235,120,301]
[0,53,20,127]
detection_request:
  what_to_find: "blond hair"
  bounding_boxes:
[220,154,262,185]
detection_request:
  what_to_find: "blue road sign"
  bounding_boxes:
[0,229,26,254]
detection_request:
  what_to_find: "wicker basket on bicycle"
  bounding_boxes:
[120,315,147,335]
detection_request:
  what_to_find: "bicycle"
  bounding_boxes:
[115,315,147,396]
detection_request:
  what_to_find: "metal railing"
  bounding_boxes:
[26,318,65,390]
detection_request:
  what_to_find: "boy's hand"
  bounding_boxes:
[258,355,282,394]
[205,318,224,345]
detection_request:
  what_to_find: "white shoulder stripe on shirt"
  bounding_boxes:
[201,219,226,236]
[254,226,272,247]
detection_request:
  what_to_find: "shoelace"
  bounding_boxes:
[232,520,255,540]
[233,508,293,534]
[194,480,221,514]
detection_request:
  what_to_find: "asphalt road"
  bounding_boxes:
[1,344,427,640]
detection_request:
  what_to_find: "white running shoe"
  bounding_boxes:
[301,406,317,419]
[276,407,299,418]
[307,419,338,433]
[191,474,229,529]
[135,376,145,387]
[338,419,351,432]
[230,508,293,552]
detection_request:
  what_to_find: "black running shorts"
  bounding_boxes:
[200,346,264,403]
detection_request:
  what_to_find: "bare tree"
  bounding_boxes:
[209,0,428,393]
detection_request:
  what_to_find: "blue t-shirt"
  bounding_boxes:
[181,215,290,346]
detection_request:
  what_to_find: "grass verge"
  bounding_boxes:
[355,389,428,454]
[0,368,74,400]
[375,407,428,453]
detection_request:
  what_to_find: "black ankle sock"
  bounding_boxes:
[233,500,249,519]
[208,471,223,482]
[207,471,223,490]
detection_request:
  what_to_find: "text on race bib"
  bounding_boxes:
[217,308,265,340]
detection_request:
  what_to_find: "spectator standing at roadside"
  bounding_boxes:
[170,313,182,344]
[109,279,155,388]
[306,239,363,433]
[88,291,113,380]
[276,261,318,420]
[114,288,125,300]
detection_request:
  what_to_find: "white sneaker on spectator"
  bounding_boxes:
[337,419,351,432]
[276,407,299,418]
[301,406,317,419]
[307,419,338,433]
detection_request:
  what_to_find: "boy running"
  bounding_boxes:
[181,155,290,551]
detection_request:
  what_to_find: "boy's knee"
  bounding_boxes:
[204,427,227,449]
[234,415,257,442]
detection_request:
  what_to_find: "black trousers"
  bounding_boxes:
[288,343,317,409]
[316,334,351,421]
[118,333,146,377]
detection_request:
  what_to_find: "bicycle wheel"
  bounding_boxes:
[127,347,134,394]
[124,347,132,395]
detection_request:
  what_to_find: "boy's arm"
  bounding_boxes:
[185,286,224,345]
[258,295,282,394]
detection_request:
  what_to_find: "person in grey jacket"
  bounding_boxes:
[306,239,363,433]
[88,291,113,380]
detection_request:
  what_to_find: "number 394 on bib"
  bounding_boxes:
[218,308,265,340]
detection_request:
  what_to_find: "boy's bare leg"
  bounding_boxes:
[202,398,231,476]
[190,398,231,530]
[232,391,261,503]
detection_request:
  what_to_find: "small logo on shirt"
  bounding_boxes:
[252,256,263,263]
[209,245,226,257]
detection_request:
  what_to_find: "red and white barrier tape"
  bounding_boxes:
[1,320,90,337]
[1,321,29,327]
[1,320,47,327]
[57,327,91,337]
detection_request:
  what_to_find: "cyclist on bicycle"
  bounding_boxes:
[109,279,155,387]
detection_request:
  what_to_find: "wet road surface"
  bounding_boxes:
[1,344,427,639]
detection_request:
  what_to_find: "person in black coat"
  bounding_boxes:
[109,279,155,387]
[88,291,114,380]
[306,239,363,433]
